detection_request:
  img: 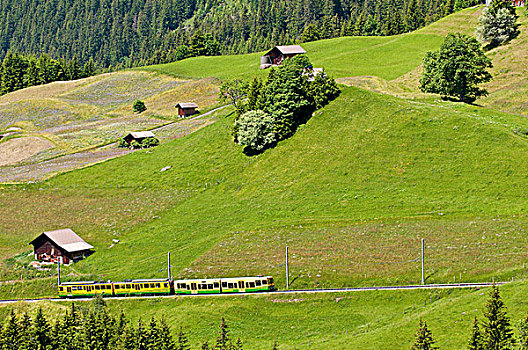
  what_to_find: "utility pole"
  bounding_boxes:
[57,256,61,286]
[286,246,289,289]
[421,238,425,285]
[167,252,172,281]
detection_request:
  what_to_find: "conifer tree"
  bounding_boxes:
[17,313,33,350]
[468,316,484,350]
[411,319,439,350]
[518,314,528,350]
[482,285,514,350]
[33,308,52,350]
[214,318,231,350]
[1,310,19,350]
[175,326,190,350]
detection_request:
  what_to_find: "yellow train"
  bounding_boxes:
[58,276,275,298]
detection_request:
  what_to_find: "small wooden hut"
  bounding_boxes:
[175,103,198,117]
[123,131,156,145]
[29,229,94,264]
[260,45,307,69]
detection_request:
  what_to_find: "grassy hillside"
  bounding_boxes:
[141,34,443,81]
[3,282,528,349]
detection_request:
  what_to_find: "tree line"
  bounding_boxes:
[0,0,482,70]
[0,298,250,350]
[0,52,97,96]
[411,285,528,349]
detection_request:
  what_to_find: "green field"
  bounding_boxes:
[3,282,528,349]
[1,6,528,348]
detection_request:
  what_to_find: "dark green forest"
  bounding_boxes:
[0,0,481,70]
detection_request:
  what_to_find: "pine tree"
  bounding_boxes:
[214,318,231,350]
[482,285,514,350]
[411,319,439,350]
[1,310,20,350]
[33,308,52,350]
[17,313,33,350]
[468,316,484,350]
[175,326,190,350]
[518,314,528,350]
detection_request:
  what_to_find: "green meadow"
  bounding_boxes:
[1,6,528,348]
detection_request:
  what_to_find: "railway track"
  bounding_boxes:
[0,281,506,305]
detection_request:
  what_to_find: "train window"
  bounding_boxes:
[59,287,63,291]
[156,283,160,288]
[150,283,155,288]
[249,282,255,288]
[222,282,227,288]
[262,280,267,285]
[256,280,261,286]
[228,283,234,288]
[181,283,187,289]
[269,278,274,284]
[126,284,131,289]
[144,284,149,288]
[115,285,120,290]
[106,285,111,290]
[163,283,167,287]
[95,285,100,290]
[214,282,219,288]
[245,282,250,288]
[208,284,213,289]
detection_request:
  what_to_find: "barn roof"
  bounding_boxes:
[266,45,307,56]
[176,102,198,109]
[29,229,94,253]
[127,131,155,139]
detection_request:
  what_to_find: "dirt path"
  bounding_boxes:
[0,106,229,183]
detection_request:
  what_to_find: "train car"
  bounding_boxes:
[174,278,221,295]
[220,276,275,293]
[58,281,113,298]
[113,279,171,296]
[58,278,171,298]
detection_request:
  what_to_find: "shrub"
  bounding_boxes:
[234,110,277,152]
[130,140,142,149]
[117,138,128,148]
[476,5,519,49]
[141,137,159,148]
[132,100,147,113]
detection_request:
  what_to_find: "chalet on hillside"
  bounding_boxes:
[260,45,307,69]
[123,131,156,145]
[486,0,524,6]
[29,229,93,264]
[175,103,198,117]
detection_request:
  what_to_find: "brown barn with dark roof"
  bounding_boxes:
[29,229,94,264]
[175,103,198,117]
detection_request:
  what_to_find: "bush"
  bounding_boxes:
[132,100,147,113]
[130,140,142,149]
[141,137,159,148]
[234,110,277,152]
[117,138,128,148]
[476,6,519,49]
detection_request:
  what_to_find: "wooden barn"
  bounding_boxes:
[123,131,156,145]
[29,228,94,264]
[486,0,524,6]
[260,45,307,69]
[175,103,198,117]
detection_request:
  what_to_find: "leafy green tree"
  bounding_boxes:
[411,319,438,350]
[133,100,147,113]
[420,33,492,103]
[141,137,159,148]
[234,110,276,153]
[219,79,249,114]
[476,5,519,49]
[482,285,514,350]
[468,316,484,350]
